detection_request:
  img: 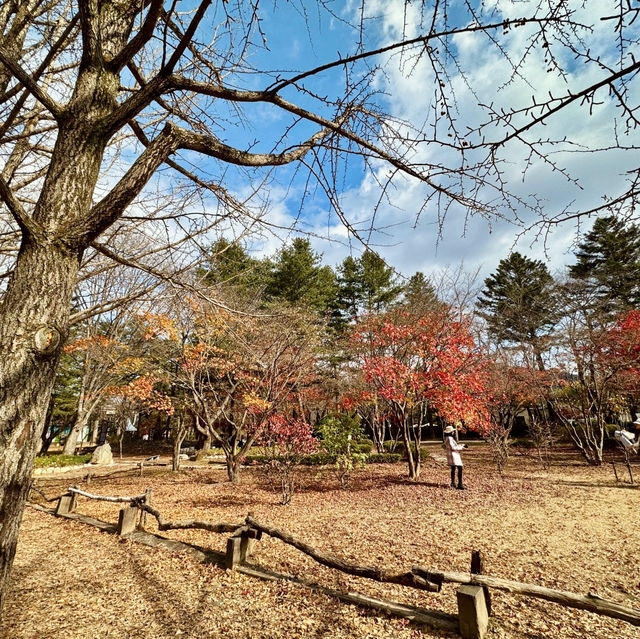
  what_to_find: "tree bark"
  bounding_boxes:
[63,413,89,455]
[0,240,82,611]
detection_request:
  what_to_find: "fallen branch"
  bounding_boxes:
[412,567,640,626]
[135,501,242,534]
[245,515,440,592]
[69,487,147,502]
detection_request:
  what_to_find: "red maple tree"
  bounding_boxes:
[349,309,489,479]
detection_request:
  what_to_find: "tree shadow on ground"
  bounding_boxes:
[556,479,638,490]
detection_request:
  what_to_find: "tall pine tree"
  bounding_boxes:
[265,238,337,312]
[569,215,640,312]
[478,252,558,370]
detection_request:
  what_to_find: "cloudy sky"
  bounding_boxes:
[195,1,639,281]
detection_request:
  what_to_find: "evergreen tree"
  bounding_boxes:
[334,251,402,325]
[569,215,640,312]
[335,256,364,321]
[478,252,558,370]
[360,250,403,312]
[200,238,270,296]
[265,238,337,312]
[402,272,441,313]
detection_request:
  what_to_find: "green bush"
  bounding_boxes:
[382,440,426,460]
[244,453,337,466]
[367,452,402,464]
[34,454,91,468]
[383,441,403,453]
[356,439,374,454]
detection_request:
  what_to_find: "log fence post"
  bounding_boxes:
[457,585,489,639]
[226,536,242,570]
[471,550,491,615]
[55,495,74,515]
[117,507,138,536]
[139,489,151,530]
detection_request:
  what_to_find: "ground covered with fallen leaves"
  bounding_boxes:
[6,445,639,639]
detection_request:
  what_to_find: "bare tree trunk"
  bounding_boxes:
[0,242,81,611]
[172,416,186,472]
[63,413,89,455]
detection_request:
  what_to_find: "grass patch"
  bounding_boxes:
[34,454,91,468]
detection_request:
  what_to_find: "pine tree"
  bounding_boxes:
[478,252,558,370]
[265,238,337,312]
[360,250,403,312]
[402,272,441,313]
[335,256,364,321]
[334,251,402,326]
[569,215,640,312]
[200,238,270,296]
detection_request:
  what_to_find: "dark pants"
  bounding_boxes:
[450,465,463,487]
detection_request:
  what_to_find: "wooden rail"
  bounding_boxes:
[245,515,440,592]
[46,489,640,637]
[412,567,640,627]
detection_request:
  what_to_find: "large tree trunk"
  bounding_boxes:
[0,240,81,611]
[62,413,89,455]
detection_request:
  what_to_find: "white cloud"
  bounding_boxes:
[301,0,640,280]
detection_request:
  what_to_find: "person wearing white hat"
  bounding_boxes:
[443,425,468,489]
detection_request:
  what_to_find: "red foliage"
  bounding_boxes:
[349,310,490,432]
[255,414,318,457]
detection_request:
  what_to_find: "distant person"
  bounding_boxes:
[614,429,639,454]
[443,425,468,490]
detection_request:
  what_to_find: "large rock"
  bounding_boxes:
[90,443,114,465]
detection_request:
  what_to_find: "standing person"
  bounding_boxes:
[444,425,468,490]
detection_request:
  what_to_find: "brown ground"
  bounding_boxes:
[4,445,639,639]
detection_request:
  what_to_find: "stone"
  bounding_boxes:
[90,442,113,465]
[457,585,489,639]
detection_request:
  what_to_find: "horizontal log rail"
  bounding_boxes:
[412,567,640,627]
[68,487,147,502]
[135,501,242,534]
[245,515,440,592]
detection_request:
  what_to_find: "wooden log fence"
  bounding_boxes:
[44,488,640,638]
[412,566,640,627]
[244,514,441,592]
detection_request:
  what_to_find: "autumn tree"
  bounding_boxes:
[485,354,549,473]
[255,414,318,505]
[139,298,320,482]
[1,0,639,609]
[351,308,489,479]
[547,307,640,465]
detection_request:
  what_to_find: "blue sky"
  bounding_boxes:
[166,1,640,282]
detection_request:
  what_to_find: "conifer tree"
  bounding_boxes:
[200,238,269,297]
[478,252,558,370]
[569,215,640,313]
[265,238,337,312]
[402,272,441,313]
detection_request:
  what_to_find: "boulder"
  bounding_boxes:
[90,442,114,465]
